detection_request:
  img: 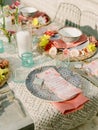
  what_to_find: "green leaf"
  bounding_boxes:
[0,0,5,6]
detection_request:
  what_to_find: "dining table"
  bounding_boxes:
[0,31,98,130]
[0,1,98,129]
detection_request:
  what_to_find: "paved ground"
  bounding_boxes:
[71,115,98,130]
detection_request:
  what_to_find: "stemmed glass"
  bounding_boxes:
[55,51,70,68]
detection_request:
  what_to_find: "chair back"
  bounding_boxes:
[53,3,81,28]
[80,11,98,39]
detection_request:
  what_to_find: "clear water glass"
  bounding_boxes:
[13,67,30,83]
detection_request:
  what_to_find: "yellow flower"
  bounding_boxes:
[32,18,39,26]
[86,43,96,52]
[39,35,50,47]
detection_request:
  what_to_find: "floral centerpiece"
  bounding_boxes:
[9,0,20,25]
[38,30,98,61]
[0,0,6,28]
[0,0,20,43]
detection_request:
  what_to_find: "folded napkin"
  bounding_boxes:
[52,93,89,114]
[37,67,89,114]
[83,59,98,77]
[37,68,82,100]
[52,39,67,49]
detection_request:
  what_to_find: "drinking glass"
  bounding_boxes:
[0,40,4,53]
[21,52,34,67]
[13,67,30,83]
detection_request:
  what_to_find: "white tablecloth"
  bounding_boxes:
[1,47,98,130]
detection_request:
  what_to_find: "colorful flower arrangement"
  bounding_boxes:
[32,16,48,27]
[9,0,20,25]
[0,0,20,43]
[38,30,97,60]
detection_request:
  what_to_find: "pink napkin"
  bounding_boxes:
[52,34,87,49]
[52,93,89,114]
[52,39,67,49]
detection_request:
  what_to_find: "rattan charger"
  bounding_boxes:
[55,49,97,62]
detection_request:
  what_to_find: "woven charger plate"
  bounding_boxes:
[37,34,97,61]
[55,48,97,62]
[37,45,97,62]
[25,66,84,102]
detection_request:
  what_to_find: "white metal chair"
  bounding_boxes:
[40,3,81,32]
[80,11,98,39]
[53,2,81,29]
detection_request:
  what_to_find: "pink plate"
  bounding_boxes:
[52,34,87,49]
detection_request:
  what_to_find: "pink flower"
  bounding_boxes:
[10,0,20,9]
[8,30,16,34]
[63,49,70,58]
[14,1,20,6]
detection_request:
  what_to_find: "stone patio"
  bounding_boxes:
[72,116,98,130]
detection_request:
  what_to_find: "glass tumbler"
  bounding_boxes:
[0,40,4,53]
[21,52,34,67]
[13,67,30,83]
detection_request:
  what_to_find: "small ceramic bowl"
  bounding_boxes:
[59,27,82,43]
[20,7,37,17]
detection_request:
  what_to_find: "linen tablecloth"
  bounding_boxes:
[1,50,98,130]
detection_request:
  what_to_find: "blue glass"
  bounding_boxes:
[21,52,34,67]
[0,40,4,53]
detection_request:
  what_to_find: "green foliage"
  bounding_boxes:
[0,0,5,7]
[0,28,12,42]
